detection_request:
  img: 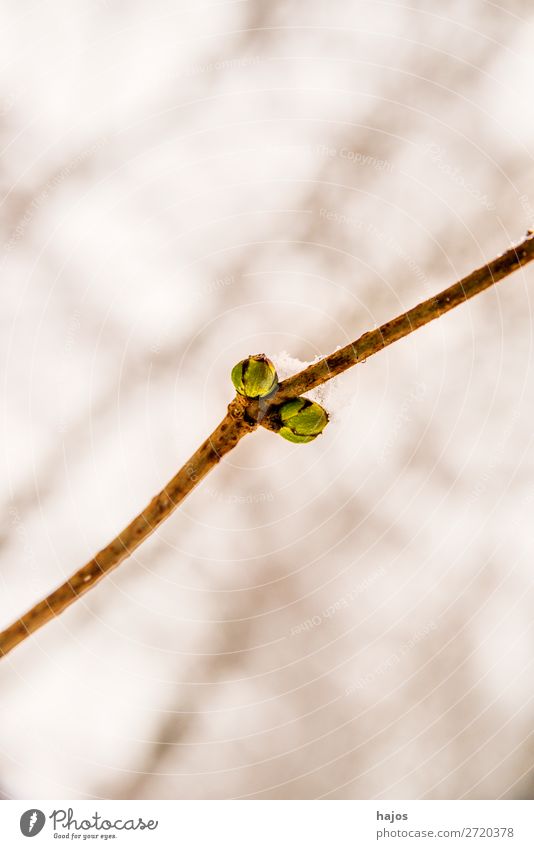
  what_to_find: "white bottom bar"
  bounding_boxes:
[1,800,532,848]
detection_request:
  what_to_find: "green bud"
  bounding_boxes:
[278,397,329,443]
[231,354,278,399]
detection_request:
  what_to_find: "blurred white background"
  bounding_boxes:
[1,0,534,799]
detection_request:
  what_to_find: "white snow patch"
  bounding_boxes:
[273,349,355,422]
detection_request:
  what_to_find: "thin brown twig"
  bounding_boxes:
[273,230,534,402]
[1,231,534,658]
[0,399,256,658]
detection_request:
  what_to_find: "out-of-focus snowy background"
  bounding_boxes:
[1,0,533,800]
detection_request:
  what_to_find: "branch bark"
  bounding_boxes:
[271,230,534,403]
[1,231,533,658]
[0,398,256,657]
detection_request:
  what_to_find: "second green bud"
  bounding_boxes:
[278,397,329,443]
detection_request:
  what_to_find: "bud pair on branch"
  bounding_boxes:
[1,231,534,658]
[232,353,329,443]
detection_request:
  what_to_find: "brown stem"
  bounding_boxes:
[270,230,534,403]
[0,397,256,657]
[1,231,533,658]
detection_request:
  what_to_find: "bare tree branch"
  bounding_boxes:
[270,231,534,403]
[0,400,256,657]
[1,231,533,659]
